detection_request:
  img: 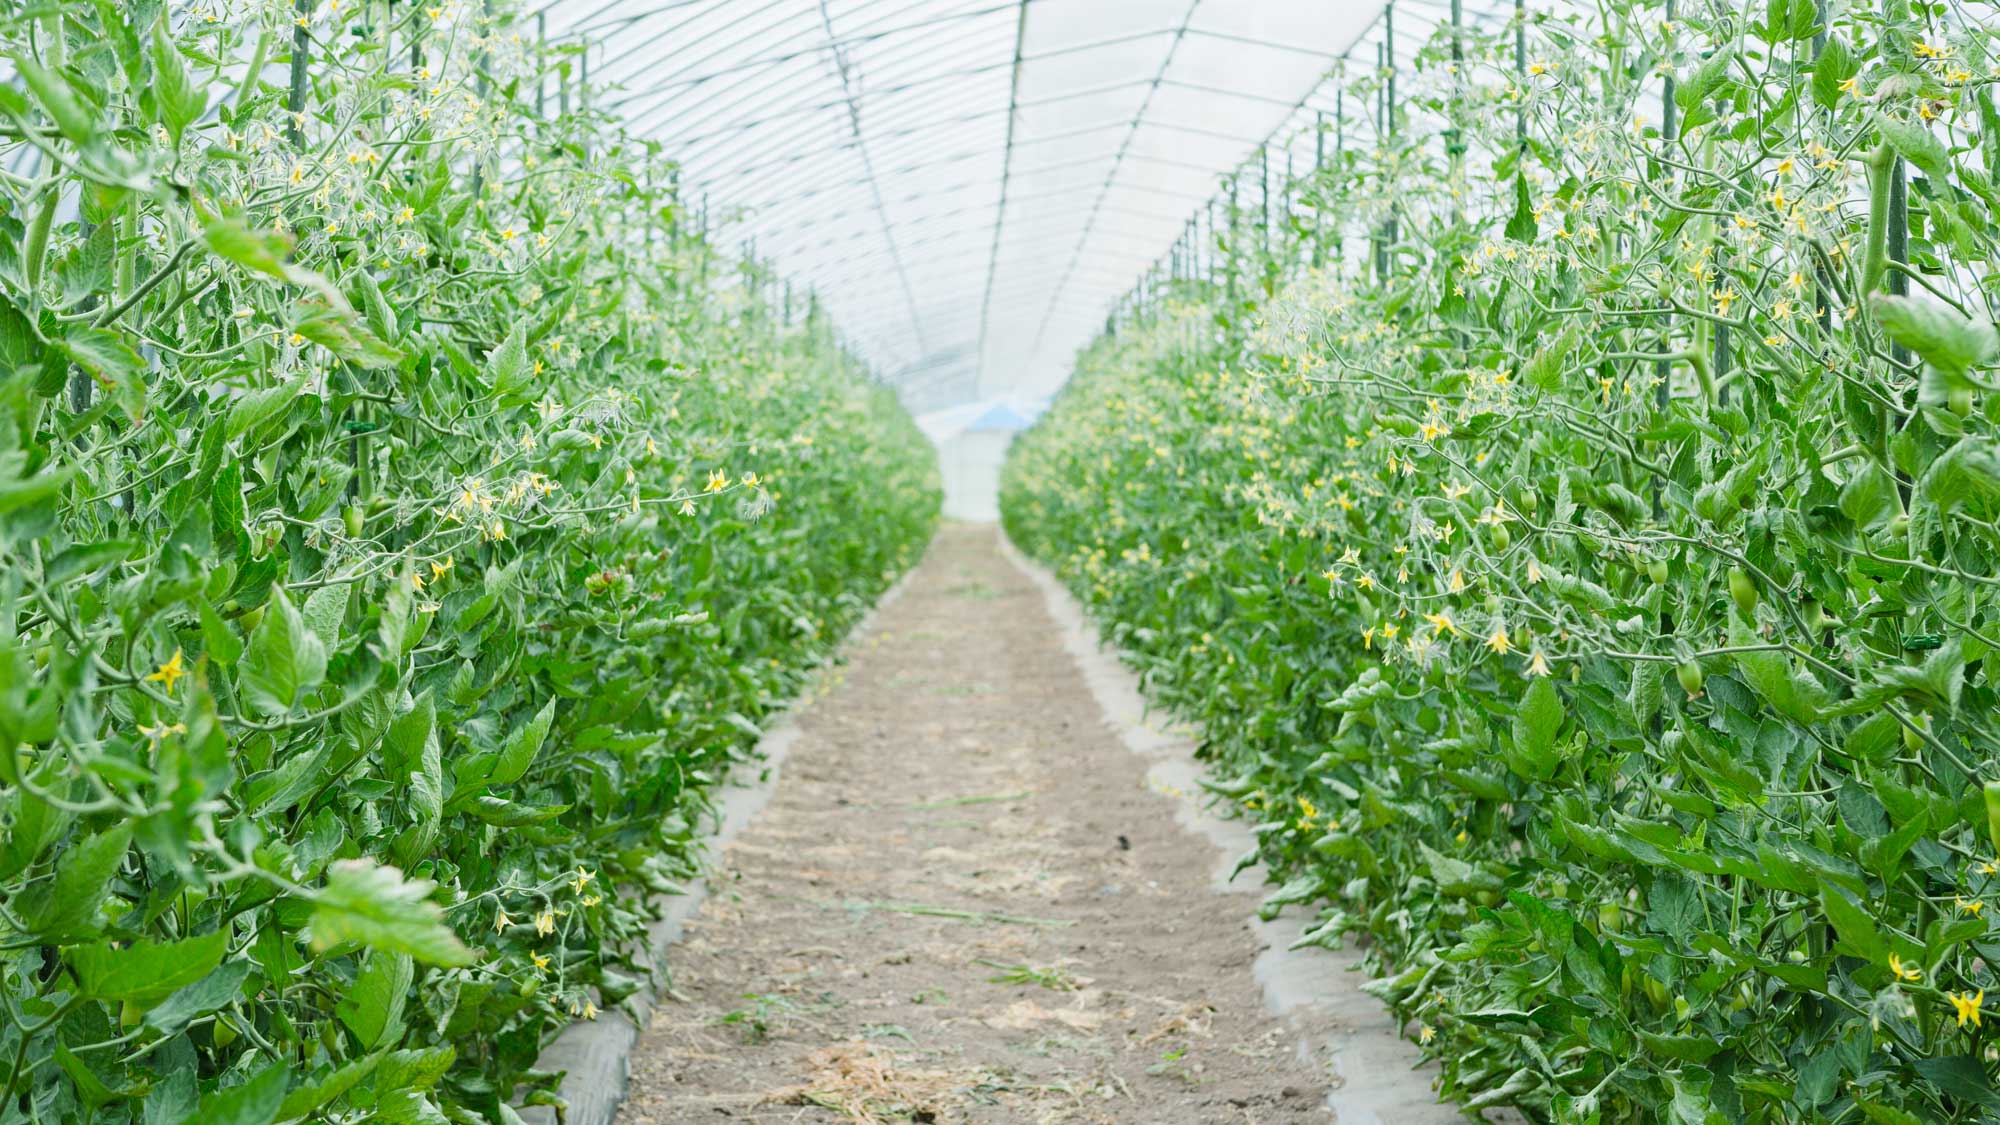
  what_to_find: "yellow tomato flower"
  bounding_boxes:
[1952,990,1984,1028]
[147,648,188,694]
[1889,954,1922,982]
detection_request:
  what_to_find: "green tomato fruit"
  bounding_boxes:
[342,505,364,538]
[1677,660,1705,697]
[1801,599,1827,632]
[1903,712,1929,752]
[1728,568,1758,615]
[1648,559,1670,586]
[1951,387,1976,418]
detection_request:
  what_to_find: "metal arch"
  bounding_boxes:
[818,252,1144,306]
[597,2,1015,104]
[744,177,1197,256]
[625,19,1193,170]
[969,0,1031,403]
[773,213,1165,281]
[1019,0,1215,374]
[811,0,931,354]
[726,150,1133,243]
[599,0,1005,118]
[670,62,1014,191]
[615,18,1012,154]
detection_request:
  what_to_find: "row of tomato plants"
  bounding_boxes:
[0,2,939,1123]
[1004,0,1998,1120]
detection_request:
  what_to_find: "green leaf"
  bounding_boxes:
[486,321,530,396]
[1870,294,1998,378]
[143,960,253,1034]
[225,379,302,440]
[69,929,229,1007]
[240,587,327,717]
[302,583,346,653]
[293,306,404,369]
[203,216,295,279]
[60,326,147,419]
[45,539,134,585]
[1918,436,2000,517]
[1873,112,1951,182]
[1420,842,1504,897]
[1506,675,1563,780]
[1817,879,1889,964]
[307,858,475,967]
[489,697,555,787]
[195,1062,289,1125]
[469,796,570,827]
[1812,34,1856,110]
[335,949,415,1048]
[150,20,204,143]
[21,824,131,941]
[277,1054,383,1121]
[1504,172,1535,242]
[1676,47,1735,113]
[200,600,245,665]
[12,55,95,144]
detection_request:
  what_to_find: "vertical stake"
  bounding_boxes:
[287,0,310,148]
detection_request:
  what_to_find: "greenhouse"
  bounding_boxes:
[1,0,1997,1121]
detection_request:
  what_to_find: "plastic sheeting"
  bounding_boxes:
[531,0,1383,411]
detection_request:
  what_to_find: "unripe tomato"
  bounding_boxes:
[1489,524,1510,551]
[1728,568,1758,615]
[1903,712,1930,752]
[1951,388,1976,418]
[1648,559,1670,585]
[1677,660,1705,697]
[342,505,364,538]
[213,1018,238,1048]
[1643,974,1669,1009]
[1801,599,1827,632]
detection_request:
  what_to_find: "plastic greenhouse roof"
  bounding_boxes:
[532,0,1430,412]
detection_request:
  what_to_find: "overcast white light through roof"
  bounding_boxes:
[530,0,1410,411]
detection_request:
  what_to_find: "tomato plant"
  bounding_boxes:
[1006,0,1998,1119]
[0,2,938,1121]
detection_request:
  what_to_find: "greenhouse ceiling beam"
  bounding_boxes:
[819,262,1141,320]
[679,68,1164,191]
[731,116,1249,238]
[616,39,1009,150]
[741,175,1204,258]
[616,14,1013,154]
[596,0,1000,115]
[750,187,1184,248]
[582,0,806,100]
[621,20,1201,154]
[685,81,1145,194]
[972,0,1032,403]
[785,212,1166,265]
[592,2,1016,100]
[727,150,1147,236]
[659,53,1012,183]
[814,0,929,356]
[1019,0,1204,380]
[591,0,952,88]
[815,253,1142,307]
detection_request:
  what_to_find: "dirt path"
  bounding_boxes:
[613,526,1382,1123]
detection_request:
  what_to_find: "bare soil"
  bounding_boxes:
[614,526,1347,1124]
